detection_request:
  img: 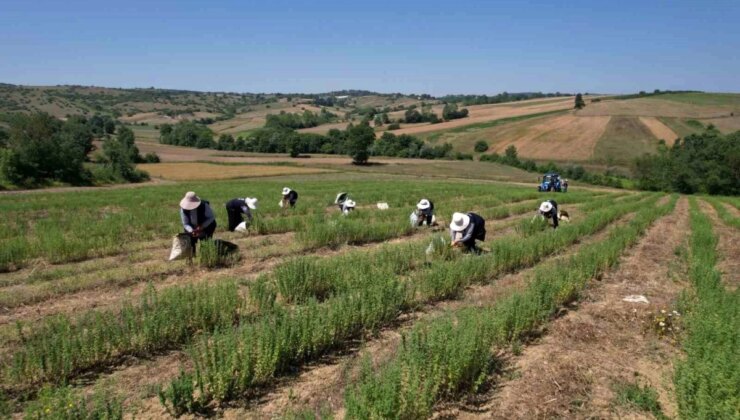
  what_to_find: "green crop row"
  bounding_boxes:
[703,197,740,229]
[674,199,739,419]
[159,194,652,412]
[3,188,587,392]
[7,281,245,388]
[343,195,676,419]
[0,180,561,271]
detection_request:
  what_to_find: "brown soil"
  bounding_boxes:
[699,200,740,290]
[212,207,639,419]
[456,197,689,420]
[639,116,679,145]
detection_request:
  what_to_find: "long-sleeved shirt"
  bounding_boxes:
[540,200,559,229]
[451,222,477,243]
[180,203,215,233]
[226,198,253,221]
[450,212,486,244]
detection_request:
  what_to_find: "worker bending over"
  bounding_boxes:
[180,191,217,252]
[539,200,560,229]
[415,199,435,227]
[226,197,258,231]
[450,211,486,253]
[281,187,298,208]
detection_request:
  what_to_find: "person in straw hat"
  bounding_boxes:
[341,199,356,215]
[180,191,217,251]
[414,198,436,227]
[449,211,486,253]
[225,197,258,231]
[538,199,561,229]
[280,187,299,208]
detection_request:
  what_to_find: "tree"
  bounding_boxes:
[574,93,585,109]
[116,126,140,162]
[442,103,469,120]
[474,140,489,153]
[2,113,93,186]
[374,115,383,127]
[346,123,375,164]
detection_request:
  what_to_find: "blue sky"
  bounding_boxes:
[1,0,738,95]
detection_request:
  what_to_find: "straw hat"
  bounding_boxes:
[450,212,470,231]
[180,191,201,210]
[245,197,258,210]
[344,199,356,208]
[417,199,431,210]
[282,187,292,195]
[539,201,553,213]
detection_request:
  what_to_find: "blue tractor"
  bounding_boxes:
[538,173,565,192]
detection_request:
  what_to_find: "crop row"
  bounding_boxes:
[157,194,654,412]
[0,181,554,270]
[673,199,738,419]
[3,189,603,389]
[343,195,677,419]
[703,197,740,229]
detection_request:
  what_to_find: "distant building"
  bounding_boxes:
[335,95,349,99]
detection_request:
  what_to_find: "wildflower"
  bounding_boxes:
[659,321,666,327]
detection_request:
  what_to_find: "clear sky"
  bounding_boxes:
[1,0,738,95]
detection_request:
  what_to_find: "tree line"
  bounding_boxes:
[439,92,571,106]
[0,112,153,188]
[264,109,338,129]
[158,121,469,164]
[633,128,739,195]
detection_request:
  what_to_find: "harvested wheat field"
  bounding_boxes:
[138,162,332,180]
[490,114,611,161]
[699,115,740,133]
[577,96,736,118]
[381,97,575,136]
[639,116,679,144]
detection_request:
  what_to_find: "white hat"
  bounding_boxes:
[417,199,431,210]
[344,199,356,208]
[180,191,201,210]
[450,212,470,231]
[246,197,258,210]
[539,201,553,213]
[282,187,291,195]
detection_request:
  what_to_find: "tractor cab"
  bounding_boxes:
[538,173,563,192]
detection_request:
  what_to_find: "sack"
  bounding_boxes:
[213,239,239,255]
[410,212,419,227]
[235,221,249,232]
[377,202,389,210]
[279,199,284,208]
[558,210,570,222]
[168,233,193,261]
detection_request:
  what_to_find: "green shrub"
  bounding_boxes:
[158,371,201,417]
[474,140,489,153]
[197,239,240,269]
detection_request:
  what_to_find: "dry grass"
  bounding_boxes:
[593,116,658,164]
[699,116,740,133]
[489,115,611,161]
[138,162,332,180]
[639,116,679,144]
[378,98,575,137]
[577,97,734,118]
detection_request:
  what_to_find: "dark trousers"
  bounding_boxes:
[188,222,217,254]
[227,209,244,231]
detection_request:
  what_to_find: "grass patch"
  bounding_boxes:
[614,381,668,419]
[593,116,659,165]
[420,109,568,142]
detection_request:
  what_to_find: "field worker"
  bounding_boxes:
[341,199,356,215]
[281,187,299,208]
[450,211,486,253]
[415,199,435,226]
[226,197,258,231]
[562,179,569,192]
[180,191,217,251]
[539,199,560,229]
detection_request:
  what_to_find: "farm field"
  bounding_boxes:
[0,168,736,419]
